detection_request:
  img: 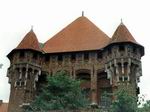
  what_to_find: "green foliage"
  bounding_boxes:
[24,71,89,112]
[138,100,150,112]
[110,89,137,112]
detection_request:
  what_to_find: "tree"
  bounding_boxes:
[138,100,150,112]
[24,71,89,112]
[110,88,137,112]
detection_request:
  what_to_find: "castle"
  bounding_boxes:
[6,15,144,112]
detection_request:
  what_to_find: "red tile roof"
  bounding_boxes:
[43,16,110,53]
[110,23,138,44]
[0,103,8,112]
[15,29,41,52]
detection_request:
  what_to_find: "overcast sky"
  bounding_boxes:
[0,0,150,102]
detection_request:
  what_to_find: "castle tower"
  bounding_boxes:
[7,29,42,112]
[105,22,144,96]
[6,16,145,111]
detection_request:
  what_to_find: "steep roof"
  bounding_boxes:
[0,103,8,112]
[15,29,41,52]
[110,23,138,44]
[43,16,110,53]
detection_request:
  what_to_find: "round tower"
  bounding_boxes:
[104,23,144,97]
[7,29,42,112]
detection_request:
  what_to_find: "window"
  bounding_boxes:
[119,76,123,81]
[58,54,63,61]
[119,45,125,51]
[108,48,111,54]
[16,81,20,86]
[124,76,128,81]
[45,55,50,62]
[97,52,102,59]
[21,81,24,86]
[119,76,129,82]
[133,47,137,54]
[33,53,38,59]
[71,54,76,61]
[19,51,25,58]
[84,52,89,60]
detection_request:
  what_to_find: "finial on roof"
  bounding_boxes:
[120,18,123,25]
[82,11,84,16]
[31,25,33,31]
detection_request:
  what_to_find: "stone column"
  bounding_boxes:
[19,68,22,79]
[91,66,97,106]
[25,64,28,79]
[121,58,124,74]
[105,64,112,85]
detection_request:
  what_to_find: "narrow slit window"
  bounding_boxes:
[19,51,25,58]
[71,54,76,61]
[45,55,50,62]
[58,54,63,61]
[97,52,102,59]
[33,53,38,59]
[84,52,89,60]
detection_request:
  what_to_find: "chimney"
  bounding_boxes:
[0,100,3,105]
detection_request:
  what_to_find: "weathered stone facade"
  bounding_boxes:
[6,16,144,112]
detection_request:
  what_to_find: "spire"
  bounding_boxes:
[15,29,41,52]
[111,23,137,44]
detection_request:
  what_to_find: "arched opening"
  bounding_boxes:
[22,67,26,79]
[36,71,47,95]
[55,70,70,76]
[28,68,33,80]
[76,69,91,100]
[97,71,112,107]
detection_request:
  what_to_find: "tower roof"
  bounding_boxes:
[15,29,41,52]
[110,23,138,44]
[43,16,110,53]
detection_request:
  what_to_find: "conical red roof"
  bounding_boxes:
[111,23,138,44]
[43,16,110,53]
[15,29,41,52]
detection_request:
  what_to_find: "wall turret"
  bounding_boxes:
[7,29,42,112]
[105,23,144,96]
